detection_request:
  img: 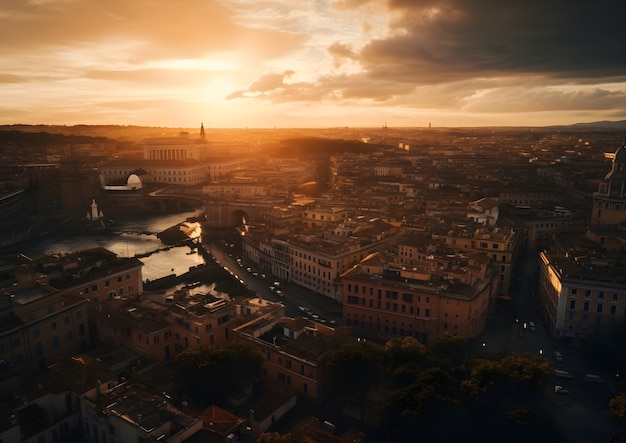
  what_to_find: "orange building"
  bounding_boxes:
[342,252,497,345]
[42,247,144,303]
[168,291,237,353]
[234,316,349,399]
[0,282,91,371]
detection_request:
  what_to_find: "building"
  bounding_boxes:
[234,316,349,399]
[168,290,237,353]
[342,250,497,345]
[243,218,399,302]
[432,226,520,298]
[38,247,144,303]
[591,137,626,225]
[0,285,91,371]
[539,249,626,342]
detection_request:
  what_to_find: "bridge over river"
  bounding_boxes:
[107,189,283,228]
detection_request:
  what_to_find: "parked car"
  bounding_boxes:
[554,385,570,394]
[554,351,563,362]
[529,321,536,332]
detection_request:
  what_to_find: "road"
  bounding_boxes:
[477,252,626,442]
[205,242,343,326]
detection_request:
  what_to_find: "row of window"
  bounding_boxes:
[569,299,621,315]
[570,289,621,300]
[83,274,133,293]
[346,296,432,317]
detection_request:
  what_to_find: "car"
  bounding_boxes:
[298,306,307,312]
[554,385,570,394]
[275,289,283,296]
[273,281,281,287]
[555,369,574,379]
[269,286,275,292]
[554,351,563,362]
[529,321,536,332]
[584,374,602,382]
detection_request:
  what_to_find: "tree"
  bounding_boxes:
[610,394,626,420]
[323,342,381,404]
[175,341,263,407]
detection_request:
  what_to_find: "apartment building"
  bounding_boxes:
[342,251,497,344]
[234,316,349,399]
[39,247,144,303]
[539,250,626,342]
[433,226,520,297]
[168,290,237,353]
[0,280,91,371]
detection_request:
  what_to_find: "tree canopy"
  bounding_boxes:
[174,341,263,408]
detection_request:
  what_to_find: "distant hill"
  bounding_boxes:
[564,120,626,131]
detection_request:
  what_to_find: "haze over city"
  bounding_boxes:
[2,0,626,128]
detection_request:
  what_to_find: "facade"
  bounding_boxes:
[433,226,520,297]
[591,138,626,225]
[40,247,144,303]
[234,316,349,399]
[342,251,496,345]
[538,250,626,342]
[0,284,91,371]
[168,290,237,354]
[243,223,399,302]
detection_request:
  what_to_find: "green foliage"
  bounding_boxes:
[429,336,469,367]
[371,337,556,441]
[610,394,626,420]
[498,353,553,386]
[174,341,263,407]
[324,342,381,401]
[384,336,427,369]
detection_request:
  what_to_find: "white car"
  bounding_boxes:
[554,385,570,394]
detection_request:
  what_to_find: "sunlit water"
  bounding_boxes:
[22,210,209,282]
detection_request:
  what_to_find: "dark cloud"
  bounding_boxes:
[226,71,295,99]
[358,0,626,82]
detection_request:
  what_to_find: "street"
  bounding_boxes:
[205,241,343,326]
[477,252,626,442]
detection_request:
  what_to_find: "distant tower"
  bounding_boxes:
[200,123,206,140]
[591,136,626,225]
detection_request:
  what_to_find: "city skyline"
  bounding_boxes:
[2,0,626,128]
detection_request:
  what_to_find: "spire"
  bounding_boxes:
[200,122,206,140]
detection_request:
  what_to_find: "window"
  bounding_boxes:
[570,300,576,310]
[611,305,617,316]
[583,301,589,311]
[425,308,430,317]
[51,321,57,330]
[33,329,40,338]
[597,304,603,313]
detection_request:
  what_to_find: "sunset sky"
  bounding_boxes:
[2,0,626,128]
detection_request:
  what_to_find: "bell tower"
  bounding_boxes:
[591,136,626,225]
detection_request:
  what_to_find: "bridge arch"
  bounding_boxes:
[229,209,251,227]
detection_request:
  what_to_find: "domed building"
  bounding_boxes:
[591,137,626,225]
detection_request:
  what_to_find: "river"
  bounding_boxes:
[18,210,207,283]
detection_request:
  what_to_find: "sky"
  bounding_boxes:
[2,0,626,128]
